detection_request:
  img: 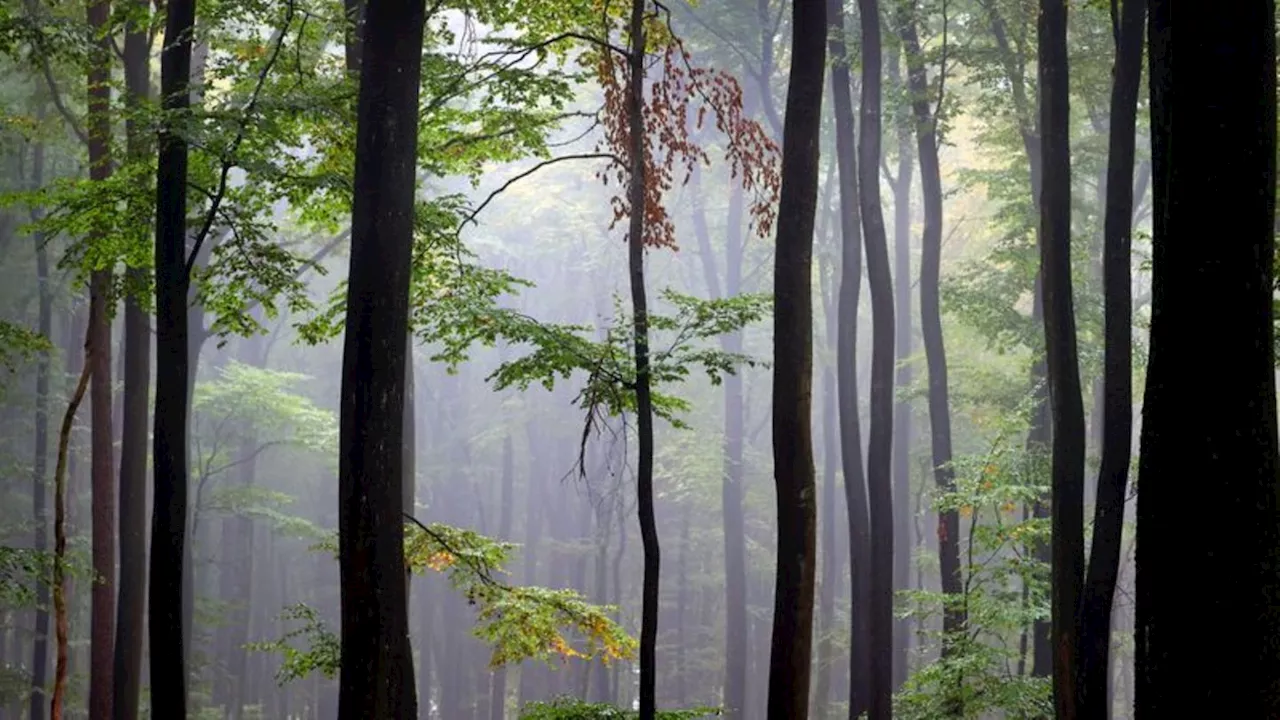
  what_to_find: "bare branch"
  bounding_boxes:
[457,153,623,234]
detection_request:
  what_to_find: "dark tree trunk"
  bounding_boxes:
[87,0,116,713]
[1037,1,1085,715]
[899,0,964,670]
[113,1,151,715]
[889,49,915,692]
[150,0,196,712]
[1077,0,1143,715]
[827,0,870,714]
[1136,2,1280,715]
[489,433,514,720]
[624,2,660,717]
[856,0,896,714]
[336,0,427,716]
[766,0,825,716]
[30,138,51,720]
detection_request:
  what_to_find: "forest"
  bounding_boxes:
[0,0,1273,717]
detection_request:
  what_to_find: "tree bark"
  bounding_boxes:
[888,47,915,692]
[29,133,51,720]
[1037,1,1085,715]
[489,433,514,720]
[623,2,660,718]
[826,0,870,714]
[766,0,825,716]
[1077,0,1143,715]
[1135,2,1280,715]
[86,0,116,713]
[898,0,964,673]
[113,2,151,716]
[336,0,427,716]
[52,335,93,719]
[856,0,896,714]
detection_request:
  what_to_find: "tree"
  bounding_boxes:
[85,0,116,714]
[898,0,964,678]
[112,0,152,714]
[151,0,197,712]
[336,0,427,715]
[1076,0,1143,714]
[621,4,659,717]
[826,0,871,712]
[28,135,51,720]
[1036,0,1084,714]
[1136,1,1280,715]
[767,0,825,716]
[856,0,896,714]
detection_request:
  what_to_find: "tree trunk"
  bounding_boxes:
[766,0,825,716]
[899,0,964,672]
[1135,2,1280,715]
[488,433,514,720]
[151,0,196,712]
[1077,0,1143,715]
[1037,1,1085,715]
[856,0,896,714]
[336,0,427,716]
[889,48,915,692]
[29,134,51,720]
[624,2,660,717]
[827,0,870,714]
[52,336,93,719]
[113,2,151,716]
[86,0,116,713]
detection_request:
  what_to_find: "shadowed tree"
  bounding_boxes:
[1136,1,1280,716]
[1037,0,1084,714]
[1076,0,1143,714]
[766,0,825,716]
[856,0,896,713]
[336,0,427,716]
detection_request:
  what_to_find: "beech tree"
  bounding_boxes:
[1037,0,1085,714]
[1135,1,1280,715]
[336,0,428,715]
[1076,0,1144,713]
[767,0,825,716]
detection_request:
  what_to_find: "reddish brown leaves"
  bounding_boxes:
[596,41,780,250]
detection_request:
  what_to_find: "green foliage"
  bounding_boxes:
[518,697,720,720]
[491,289,770,429]
[0,319,49,375]
[294,519,636,680]
[896,412,1052,719]
[0,545,46,607]
[244,603,340,684]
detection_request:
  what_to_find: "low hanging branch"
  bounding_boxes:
[49,336,92,720]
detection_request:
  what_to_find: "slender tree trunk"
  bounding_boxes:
[814,366,838,720]
[889,49,915,692]
[899,0,964,672]
[151,0,196,712]
[624,2,660,717]
[1136,2,1280,715]
[488,433,514,720]
[86,0,117,712]
[337,0,427,716]
[827,0,870,714]
[1037,1,1085,715]
[29,135,51,720]
[1077,0,1143,715]
[52,336,93,719]
[767,0,825,716]
[113,2,151,716]
[856,0,896,714]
